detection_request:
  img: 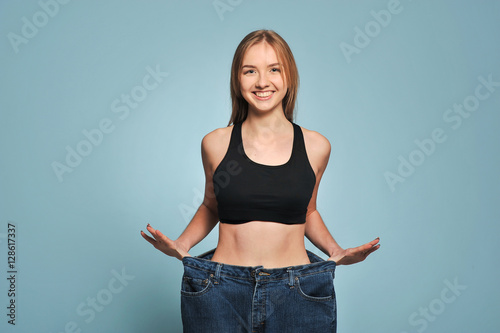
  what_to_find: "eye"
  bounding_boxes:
[243,69,255,75]
[270,68,280,73]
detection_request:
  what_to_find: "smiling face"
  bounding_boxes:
[239,42,287,117]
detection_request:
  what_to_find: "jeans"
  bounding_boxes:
[181,248,337,333]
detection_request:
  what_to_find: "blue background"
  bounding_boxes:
[1,1,499,332]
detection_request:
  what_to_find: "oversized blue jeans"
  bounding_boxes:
[181,249,337,332]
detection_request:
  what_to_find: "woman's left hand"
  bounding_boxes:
[328,237,380,265]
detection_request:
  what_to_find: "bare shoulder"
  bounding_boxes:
[300,125,331,157]
[202,125,233,152]
[201,125,234,174]
[299,125,331,174]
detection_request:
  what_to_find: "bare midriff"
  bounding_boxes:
[211,221,311,268]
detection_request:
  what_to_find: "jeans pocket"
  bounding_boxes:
[296,271,335,302]
[181,275,212,297]
[180,259,214,297]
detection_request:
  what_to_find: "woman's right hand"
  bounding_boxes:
[141,224,191,260]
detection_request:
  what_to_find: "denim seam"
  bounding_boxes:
[180,279,213,297]
[183,263,217,274]
[294,268,335,278]
[295,271,335,302]
[183,267,334,281]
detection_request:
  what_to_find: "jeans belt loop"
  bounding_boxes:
[287,268,294,288]
[214,263,222,284]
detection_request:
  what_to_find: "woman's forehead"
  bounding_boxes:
[242,42,280,65]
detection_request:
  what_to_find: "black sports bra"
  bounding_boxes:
[212,121,316,224]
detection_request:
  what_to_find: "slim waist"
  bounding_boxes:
[182,248,336,281]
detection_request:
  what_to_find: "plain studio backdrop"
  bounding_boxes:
[1,1,499,332]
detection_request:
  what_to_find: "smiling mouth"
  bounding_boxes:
[253,91,273,98]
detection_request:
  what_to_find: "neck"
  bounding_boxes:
[245,105,290,129]
[243,111,292,139]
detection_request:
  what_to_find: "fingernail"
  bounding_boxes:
[147,223,151,227]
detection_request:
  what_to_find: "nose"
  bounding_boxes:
[256,73,270,89]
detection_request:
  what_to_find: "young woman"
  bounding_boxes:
[141,29,380,332]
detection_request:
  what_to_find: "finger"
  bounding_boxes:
[155,229,171,242]
[368,244,381,254]
[154,229,175,249]
[364,244,381,257]
[352,243,377,258]
[146,224,161,241]
[354,242,375,253]
[367,237,380,246]
[140,229,154,240]
[146,224,156,234]
[143,225,164,243]
[360,238,380,252]
[140,230,157,246]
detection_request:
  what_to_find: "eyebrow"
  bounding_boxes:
[242,63,281,69]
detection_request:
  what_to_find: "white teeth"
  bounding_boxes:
[255,91,273,97]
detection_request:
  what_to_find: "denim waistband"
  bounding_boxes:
[182,248,336,282]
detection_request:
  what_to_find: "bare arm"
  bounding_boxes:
[141,128,225,260]
[303,130,343,258]
[303,129,380,265]
[305,210,343,258]
[306,209,380,265]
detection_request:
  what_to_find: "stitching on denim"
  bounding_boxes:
[295,271,335,302]
[180,277,213,297]
[287,268,295,287]
[183,266,335,281]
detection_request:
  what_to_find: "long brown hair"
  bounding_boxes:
[228,30,299,126]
